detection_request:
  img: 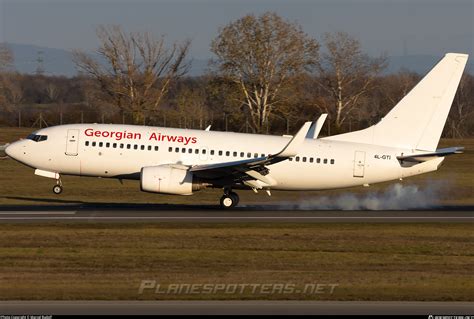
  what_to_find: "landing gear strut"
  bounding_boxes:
[220,189,239,209]
[52,176,63,195]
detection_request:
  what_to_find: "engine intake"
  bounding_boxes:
[140,165,207,195]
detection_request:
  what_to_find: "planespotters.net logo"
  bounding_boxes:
[428,316,474,319]
[138,280,339,295]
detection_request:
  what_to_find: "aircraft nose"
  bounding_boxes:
[4,142,22,159]
[0,144,9,157]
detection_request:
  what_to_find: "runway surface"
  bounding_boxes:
[0,206,472,223]
[1,301,473,315]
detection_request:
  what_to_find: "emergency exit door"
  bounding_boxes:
[65,129,79,156]
[353,151,365,177]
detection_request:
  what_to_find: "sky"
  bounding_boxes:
[0,0,473,59]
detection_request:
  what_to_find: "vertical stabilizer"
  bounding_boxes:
[325,53,468,151]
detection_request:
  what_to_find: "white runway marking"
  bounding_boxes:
[0,211,76,215]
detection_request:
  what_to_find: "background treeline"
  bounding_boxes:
[0,12,472,137]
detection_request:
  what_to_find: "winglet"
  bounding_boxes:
[274,121,312,157]
[307,114,328,139]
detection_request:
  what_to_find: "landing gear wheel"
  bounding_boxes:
[229,191,240,207]
[220,192,239,209]
[53,185,63,195]
[220,195,234,209]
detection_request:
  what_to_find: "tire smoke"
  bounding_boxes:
[271,182,445,210]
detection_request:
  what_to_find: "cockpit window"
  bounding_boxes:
[26,134,48,142]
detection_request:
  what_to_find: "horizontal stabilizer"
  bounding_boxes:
[397,146,464,163]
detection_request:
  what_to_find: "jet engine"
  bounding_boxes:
[140,165,207,195]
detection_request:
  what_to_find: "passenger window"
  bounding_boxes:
[247,152,251,158]
[219,150,223,156]
[226,151,230,156]
[302,157,307,162]
[188,148,192,154]
[202,149,206,154]
[155,146,159,151]
[240,152,244,157]
[99,142,103,147]
[296,156,300,162]
[324,159,328,164]
[168,147,172,152]
[141,145,145,150]
[309,158,314,163]
[127,144,131,149]
[85,141,89,146]
[254,153,258,158]
[211,150,215,155]
[134,145,138,150]
[120,143,124,149]
[317,158,320,163]
[233,151,237,157]
[92,142,96,147]
[106,142,110,148]
[147,145,152,151]
[175,147,179,152]
[182,148,186,153]
[330,159,335,164]
[289,158,293,161]
[195,149,199,154]
[113,143,117,148]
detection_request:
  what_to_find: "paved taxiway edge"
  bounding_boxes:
[0,301,473,315]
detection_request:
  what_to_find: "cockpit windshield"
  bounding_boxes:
[26,134,48,142]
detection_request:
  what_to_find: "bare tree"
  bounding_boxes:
[45,83,60,103]
[211,12,319,133]
[175,86,209,129]
[447,73,474,138]
[316,32,386,133]
[0,44,13,71]
[0,74,23,112]
[73,25,190,123]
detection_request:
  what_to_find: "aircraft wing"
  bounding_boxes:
[397,146,464,163]
[189,122,312,186]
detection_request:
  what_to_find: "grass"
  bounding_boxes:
[0,223,472,301]
[0,127,473,206]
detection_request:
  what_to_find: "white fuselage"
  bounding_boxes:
[6,123,443,191]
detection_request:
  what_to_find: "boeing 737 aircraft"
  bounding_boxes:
[3,53,468,208]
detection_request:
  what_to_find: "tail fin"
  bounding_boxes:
[325,53,469,151]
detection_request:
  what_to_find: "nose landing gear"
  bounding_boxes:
[52,176,63,194]
[220,189,239,209]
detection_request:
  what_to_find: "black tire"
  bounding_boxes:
[53,185,63,195]
[220,194,235,209]
[229,191,240,207]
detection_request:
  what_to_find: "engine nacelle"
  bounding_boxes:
[140,165,206,195]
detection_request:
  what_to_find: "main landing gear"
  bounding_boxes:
[52,176,63,195]
[220,189,239,209]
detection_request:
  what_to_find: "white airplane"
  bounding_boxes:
[4,53,468,208]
